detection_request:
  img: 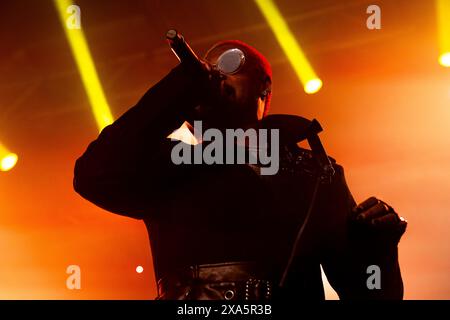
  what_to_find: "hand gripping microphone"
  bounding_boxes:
[166,29,202,70]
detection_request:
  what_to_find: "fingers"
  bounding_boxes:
[356,202,388,221]
[372,212,400,226]
[398,220,408,235]
[209,66,226,81]
[350,197,408,244]
[353,196,379,214]
[352,196,407,228]
[201,60,226,81]
[372,213,408,242]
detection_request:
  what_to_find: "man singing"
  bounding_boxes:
[73,35,407,300]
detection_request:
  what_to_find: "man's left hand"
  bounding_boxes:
[351,197,407,245]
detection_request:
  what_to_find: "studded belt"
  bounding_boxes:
[156,261,274,300]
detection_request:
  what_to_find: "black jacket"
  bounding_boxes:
[74,64,404,300]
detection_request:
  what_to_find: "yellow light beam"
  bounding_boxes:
[54,0,114,130]
[437,0,450,67]
[0,143,18,172]
[254,0,322,94]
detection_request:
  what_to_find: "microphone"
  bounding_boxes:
[166,29,202,69]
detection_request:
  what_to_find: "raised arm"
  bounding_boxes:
[73,63,201,219]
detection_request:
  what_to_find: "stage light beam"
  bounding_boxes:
[254,0,322,94]
[54,0,114,131]
[437,0,450,67]
[0,144,18,172]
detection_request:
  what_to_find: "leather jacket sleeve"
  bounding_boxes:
[320,164,404,299]
[73,64,199,219]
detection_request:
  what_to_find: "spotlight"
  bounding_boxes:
[438,52,450,67]
[304,78,323,94]
[0,144,18,172]
[254,0,323,94]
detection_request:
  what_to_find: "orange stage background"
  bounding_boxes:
[0,0,448,299]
